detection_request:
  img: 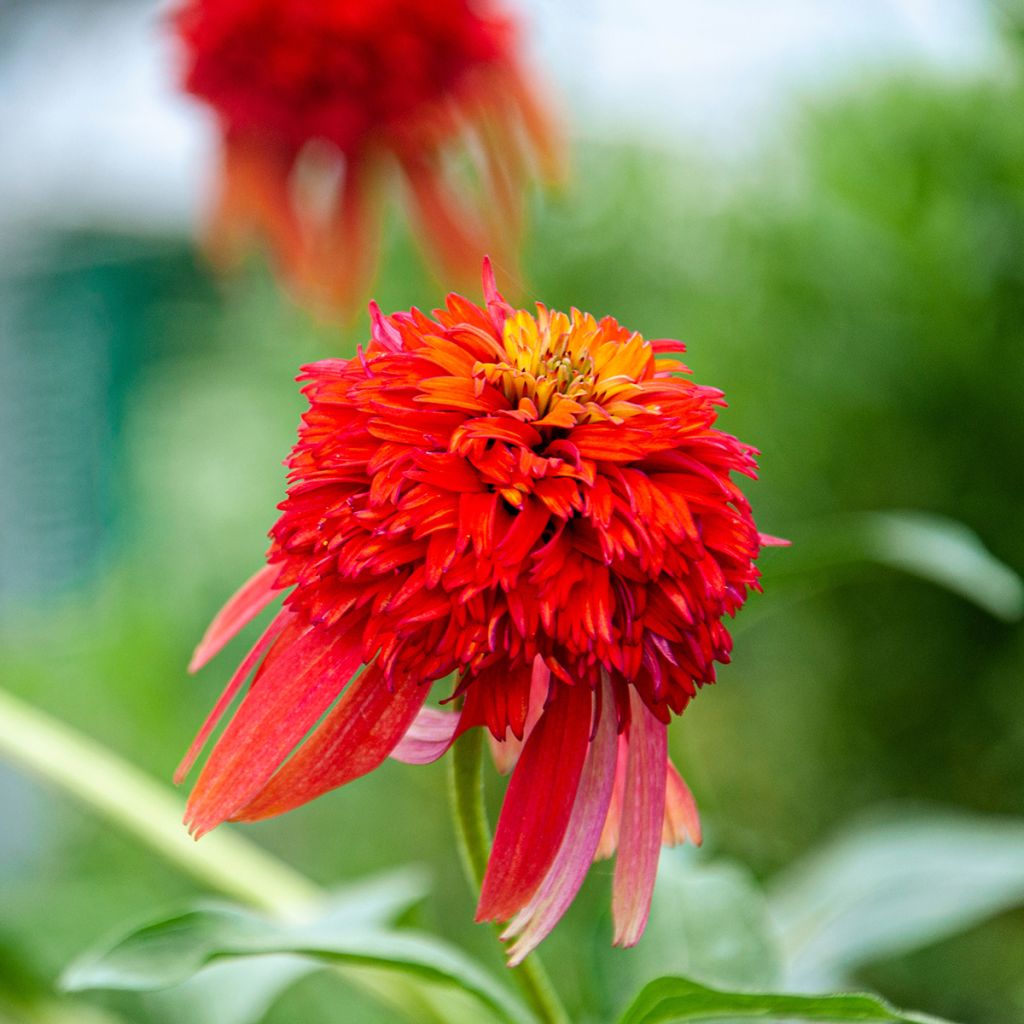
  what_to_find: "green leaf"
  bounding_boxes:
[616,975,953,1024]
[61,903,529,1024]
[767,807,1024,989]
[137,869,433,1024]
[765,511,1024,621]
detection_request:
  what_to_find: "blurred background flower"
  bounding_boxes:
[172,0,560,313]
[1,1,1023,1022]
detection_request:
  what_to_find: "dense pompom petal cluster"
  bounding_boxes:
[175,0,560,312]
[180,263,775,959]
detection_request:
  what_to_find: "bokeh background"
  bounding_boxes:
[2,1,1024,1022]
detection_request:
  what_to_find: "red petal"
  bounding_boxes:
[481,256,513,334]
[189,565,280,673]
[502,674,618,964]
[184,625,361,837]
[234,663,430,821]
[477,682,592,923]
[175,608,293,784]
[612,691,668,947]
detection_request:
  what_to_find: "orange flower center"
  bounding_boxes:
[474,307,654,430]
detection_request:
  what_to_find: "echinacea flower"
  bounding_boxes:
[179,262,779,961]
[174,0,560,313]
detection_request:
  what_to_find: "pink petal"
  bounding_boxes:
[390,707,460,765]
[175,608,293,784]
[663,759,702,847]
[184,624,362,837]
[759,533,791,547]
[234,662,430,821]
[488,731,524,775]
[477,682,593,923]
[612,692,668,947]
[189,565,280,673]
[501,674,618,965]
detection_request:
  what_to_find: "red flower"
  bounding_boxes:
[180,262,778,959]
[174,0,560,312]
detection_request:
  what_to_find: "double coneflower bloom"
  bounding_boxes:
[175,0,560,312]
[180,263,776,962]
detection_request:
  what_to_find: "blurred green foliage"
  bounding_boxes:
[2,43,1024,1024]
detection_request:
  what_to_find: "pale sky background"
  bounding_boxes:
[0,0,1006,237]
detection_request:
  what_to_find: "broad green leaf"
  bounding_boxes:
[616,975,953,1024]
[139,869,433,1024]
[765,511,1023,621]
[767,807,1024,990]
[61,904,529,1024]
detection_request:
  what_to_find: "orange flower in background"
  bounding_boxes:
[179,262,780,960]
[174,0,561,313]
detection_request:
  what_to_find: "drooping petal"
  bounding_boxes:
[501,674,618,965]
[234,663,430,821]
[663,759,702,847]
[612,692,669,947]
[176,608,293,784]
[390,706,460,765]
[184,625,362,837]
[210,135,306,286]
[400,153,488,284]
[477,682,593,923]
[318,154,383,316]
[189,564,280,673]
[594,735,629,861]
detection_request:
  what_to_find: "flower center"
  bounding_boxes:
[475,308,613,425]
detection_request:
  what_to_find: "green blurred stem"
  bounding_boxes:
[448,730,570,1024]
[0,687,323,917]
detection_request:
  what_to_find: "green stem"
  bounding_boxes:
[448,730,571,1024]
[0,688,323,917]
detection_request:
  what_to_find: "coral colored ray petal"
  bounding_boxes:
[594,736,629,861]
[477,682,593,923]
[502,675,618,965]
[390,706,460,765]
[234,663,430,821]
[189,564,280,673]
[612,693,669,947]
[184,626,362,837]
[663,758,702,847]
[175,608,294,784]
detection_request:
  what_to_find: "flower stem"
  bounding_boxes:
[0,687,322,917]
[448,729,571,1024]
